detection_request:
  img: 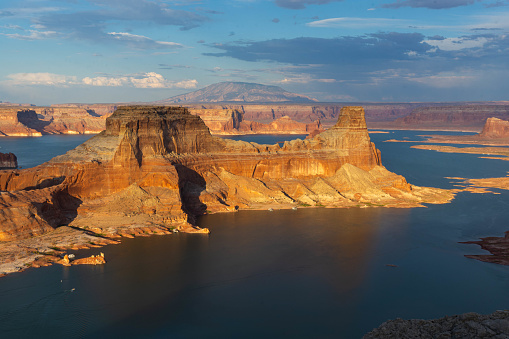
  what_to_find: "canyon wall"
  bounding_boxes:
[380,105,509,131]
[0,107,107,136]
[188,107,322,135]
[4,102,509,136]
[0,106,453,242]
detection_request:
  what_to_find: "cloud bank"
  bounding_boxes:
[6,72,197,89]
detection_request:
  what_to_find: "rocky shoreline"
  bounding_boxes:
[364,310,509,338]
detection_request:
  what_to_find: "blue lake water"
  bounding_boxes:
[0,134,94,169]
[1,131,509,338]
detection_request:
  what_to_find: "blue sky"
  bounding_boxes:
[0,0,508,104]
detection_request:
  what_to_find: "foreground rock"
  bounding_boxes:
[0,105,454,275]
[364,310,509,338]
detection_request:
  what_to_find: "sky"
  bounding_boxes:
[0,0,508,105]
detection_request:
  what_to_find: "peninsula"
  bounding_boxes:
[0,106,454,275]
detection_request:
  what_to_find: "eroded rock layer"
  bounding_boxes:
[0,106,107,136]
[0,106,453,242]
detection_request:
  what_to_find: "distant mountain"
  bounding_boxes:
[155,82,317,104]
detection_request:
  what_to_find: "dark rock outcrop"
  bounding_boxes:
[364,310,509,339]
[0,153,17,169]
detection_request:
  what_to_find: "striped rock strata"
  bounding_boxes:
[0,106,453,242]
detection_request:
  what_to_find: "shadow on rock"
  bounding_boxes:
[174,164,207,222]
[33,187,82,228]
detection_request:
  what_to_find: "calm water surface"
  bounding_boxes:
[1,132,509,338]
[0,134,94,168]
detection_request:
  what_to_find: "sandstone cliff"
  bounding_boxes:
[188,107,322,135]
[479,117,509,138]
[0,106,453,243]
[0,108,42,136]
[0,106,107,136]
[382,105,509,131]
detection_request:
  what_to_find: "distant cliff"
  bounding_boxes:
[0,105,453,243]
[479,117,509,138]
[156,82,317,104]
[382,105,509,131]
[188,107,322,135]
[0,106,107,136]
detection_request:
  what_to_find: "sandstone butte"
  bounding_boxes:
[479,117,509,138]
[0,106,455,275]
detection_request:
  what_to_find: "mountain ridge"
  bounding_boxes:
[155,81,318,104]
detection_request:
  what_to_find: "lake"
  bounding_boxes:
[0,131,508,338]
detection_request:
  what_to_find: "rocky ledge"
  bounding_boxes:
[0,105,454,275]
[364,310,509,338]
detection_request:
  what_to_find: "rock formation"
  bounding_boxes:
[0,106,453,245]
[0,108,42,136]
[188,107,322,135]
[479,117,509,138]
[384,105,509,131]
[0,153,17,169]
[0,106,107,136]
[364,310,509,338]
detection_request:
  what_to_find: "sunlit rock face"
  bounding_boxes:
[0,106,453,242]
[479,117,509,139]
[0,107,106,136]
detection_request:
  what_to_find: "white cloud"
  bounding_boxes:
[82,72,197,89]
[107,32,183,49]
[2,29,59,40]
[5,72,197,89]
[307,17,409,28]
[425,36,490,51]
[6,73,78,86]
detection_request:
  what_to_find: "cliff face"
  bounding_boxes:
[188,107,322,135]
[0,107,107,136]
[479,118,509,138]
[387,105,509,131]
[0,109,42,136]
[0,106,453,242]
